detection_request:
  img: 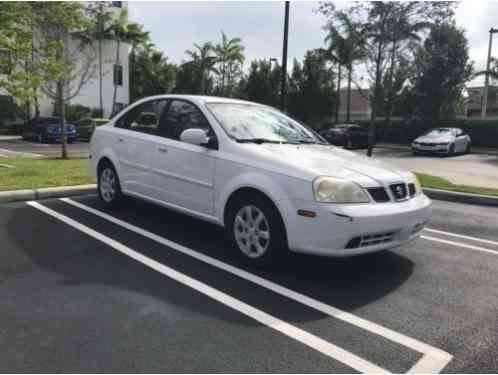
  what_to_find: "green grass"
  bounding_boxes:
[0,157,95,191]
[415,172,498,197]
[1,156,497,197]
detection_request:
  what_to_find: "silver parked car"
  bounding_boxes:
[411,127,471,156]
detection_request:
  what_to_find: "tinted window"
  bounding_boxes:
[116,99,168,135]
[159,100,211,141]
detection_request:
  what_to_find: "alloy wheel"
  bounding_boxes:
[100,168,117,203]
[233,205,271,258]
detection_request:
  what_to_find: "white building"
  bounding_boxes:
[0,1,130,120]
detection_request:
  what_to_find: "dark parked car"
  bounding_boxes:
[22,117,77,143]
[319,124,369,149]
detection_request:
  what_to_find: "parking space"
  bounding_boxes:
[0,138,89,158]
[366,147,498,189]
[1,196,497,372]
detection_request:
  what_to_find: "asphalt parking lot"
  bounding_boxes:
[1,195,497,372]
[0,137,89,158]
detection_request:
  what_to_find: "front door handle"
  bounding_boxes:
[118,137,124,142]
[158,146,168,154]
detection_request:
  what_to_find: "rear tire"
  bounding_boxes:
[465,142,471,154]
[98,161,123,208]
[225,192,287,267]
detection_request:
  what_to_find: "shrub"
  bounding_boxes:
[64,104,92,122]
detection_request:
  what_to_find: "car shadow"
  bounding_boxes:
[8,197,414,325]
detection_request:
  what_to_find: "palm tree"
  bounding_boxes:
[214,31,245,96]
[385,5,429,123]
[185,42,218,94]
[325,12,366,123]
[108,9,149,114]
[86,3,114,116]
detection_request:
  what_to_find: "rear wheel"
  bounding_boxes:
[465,142,472,154]
[98,161,123,207]
[226,193,287,267]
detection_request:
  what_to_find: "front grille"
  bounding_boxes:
[345,231,398,249]
[419,142,435,146]
[390,183,408,200]
[367,187,390,202]
[408,183,416,197]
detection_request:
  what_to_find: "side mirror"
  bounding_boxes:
[180,128,214,148]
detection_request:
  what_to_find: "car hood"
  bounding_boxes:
[242,144,411,187]
[414,135,454,143]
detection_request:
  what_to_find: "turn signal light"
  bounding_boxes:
[297,209,316,218]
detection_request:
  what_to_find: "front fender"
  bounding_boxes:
[216,171,299,231]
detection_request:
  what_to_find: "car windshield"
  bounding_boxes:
[206,102,325,144]
[424,128,456,137]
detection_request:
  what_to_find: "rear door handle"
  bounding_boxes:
[158,146,168,153]
[118,137,124,142]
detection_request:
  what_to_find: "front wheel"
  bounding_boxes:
[98,162,123,207]
[226,194,287,267]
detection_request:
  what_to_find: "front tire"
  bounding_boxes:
[98,161,123,207]
[226,193,287,267]
[465,142,471,154]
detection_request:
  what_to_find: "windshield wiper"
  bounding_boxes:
[236,138,288,144]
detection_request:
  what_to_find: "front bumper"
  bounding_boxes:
[412,144,450,154]
[283,193,432,257]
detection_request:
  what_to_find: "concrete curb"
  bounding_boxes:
[423,187,498,207]
[0,184,97,203]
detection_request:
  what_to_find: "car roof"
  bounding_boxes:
[131,94,264,107]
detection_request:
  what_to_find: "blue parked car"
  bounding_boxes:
[22,117,77,143]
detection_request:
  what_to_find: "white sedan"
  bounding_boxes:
[412,127,472,156]
[90,95,431,266]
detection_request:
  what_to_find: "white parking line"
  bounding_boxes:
[421,235,498,256]
[27,200,387,374]
[59,198,453,373]
[425,227,498,247]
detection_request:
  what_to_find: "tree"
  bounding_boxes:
[411,22,473,123]
[0,2,41,121]
[324,11,366,123]
[132,45,177,100]
[287,49,336,125]
[108,8,149,114]
[34,2,96,159]
[214,31,245,97]
[243,59,281,107]
[184,42,218,94]
[85,2,115,116]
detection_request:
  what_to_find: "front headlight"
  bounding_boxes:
[312,176,370,203]
[409,172,422,195]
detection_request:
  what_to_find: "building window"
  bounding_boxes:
[113,64,123,86]
[112,1,123,8]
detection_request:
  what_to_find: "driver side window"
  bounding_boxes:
[158,99,212,141]
[115,99,168,135]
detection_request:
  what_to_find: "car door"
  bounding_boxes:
[149,99,217,217]
[112,99,168,197]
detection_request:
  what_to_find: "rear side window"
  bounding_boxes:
[115,99,168,135]
[158,100,211,141]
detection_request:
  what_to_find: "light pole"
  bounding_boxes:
[482,27,498,117]
[280,1,290,112]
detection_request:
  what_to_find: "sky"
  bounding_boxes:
[128,1,498,88]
